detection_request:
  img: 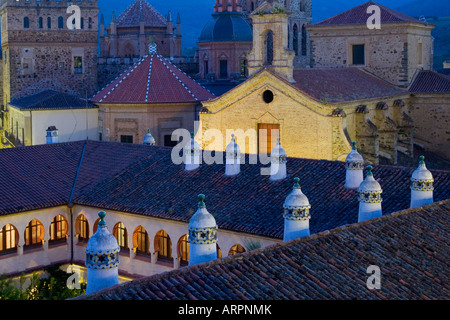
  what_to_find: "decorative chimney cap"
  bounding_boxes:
[358,166,382,203]
[85,211,120,270]
[411,156,434,191]
[143,129,156,145]
[345,141,364,169]
[283,178,311,221]
[188,194,218,244]
[148,42,157,55]
[47,126,58,131]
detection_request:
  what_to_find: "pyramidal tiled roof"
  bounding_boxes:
[409,70,450,93]
[115,0,167,28]
[91,53,215,104]
[313,1,423,26]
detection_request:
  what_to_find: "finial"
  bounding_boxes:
[191,132,195,139]
[293,177,300,189]
[111,11,116,23]
[198,194,206,208]
[98,211,106,226]
[419,155,425,165]
[366,165,373,176]
[147,128,151,134]
[352,141,357,150]
[231,133,235,141]
[277,137,281,145]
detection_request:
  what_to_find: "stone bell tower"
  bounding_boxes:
[246,1,295,82]
[0,0,99,107]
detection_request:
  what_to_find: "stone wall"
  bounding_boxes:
[308,23,434,88]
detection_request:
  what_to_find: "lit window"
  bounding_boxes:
[133,226,150,256]
[228,244,245,256]
[49,214,68,243]
[0,224,18,254]
[155,230,172,262]
[24,219,44,249]
[177,234,189,266]
[258,123,280,155]
[113,222,128,251]
[75,214,89,242]
[74,56,83,74]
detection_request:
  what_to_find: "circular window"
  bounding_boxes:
[262,90,274,104]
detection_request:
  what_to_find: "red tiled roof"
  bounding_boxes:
[313,1,423,26]
[409,70,450,93]
[115,0,167,28]
[291,68,407,103]
[74,144,450,239]
[91,54,215,104]
[76,200,450,300]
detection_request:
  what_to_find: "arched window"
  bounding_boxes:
[24,17,30,29]
[88,17,93,29]
[24,219,44,249]
[47,17,52,29]
[80,17,84,29]
[0,224,19,254]
[133,226,149,256]
[293,24,299,56]
[265,30,274,66]
[75,214,89,242]
[58,16,64,29]
[251,1,254,11]
[177,234,189,266]
[301,25,307,56]
[113,222,128,250]
[228,243,245,256]
[154,230,172,262]
[38,17,43,29]
[300,0,306,12]
[49,214,68,243]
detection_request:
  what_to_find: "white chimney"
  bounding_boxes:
[283,178,311,241]
[188,194,218,266]
[345,141,364,189]
[270,138,287,181]
[184,132,201,171]
[46,126,59,144]
[85,211,120,294]
[410,156,434,208]
[358,165,383,222]
[225,134,241,176]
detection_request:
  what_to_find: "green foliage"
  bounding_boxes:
[0,265,85,300]
[272,6,286,14]
[243,239,262,251]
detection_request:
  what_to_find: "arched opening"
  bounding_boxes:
[301,25,307,56]
[75,214,89,242]
[112,222,128,251]
[300,0,306,12]
[217,243,222,259]
[133,226,150,256]
[228,243,245,256]
[293,24,299,56]
[264,30,274,66]
[154,230,172,263]
[38,17,43,29]
[49,214,68,244]
[24,17,30,29]
[24,219,44,249]
[177,234,189,266]
[0,224,19,254]
[47,17,52,29]
[58,16,64,29]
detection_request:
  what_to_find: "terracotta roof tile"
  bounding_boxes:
[313,1,424,26]
[75,200,450,300]
[292,68,407,103]
[409,70,450,93]
[115,0,167,28]
[92,54,215,104]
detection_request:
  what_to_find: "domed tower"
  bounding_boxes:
[85,211,120,295]
[188,194,218,266]
[410,156,434,208]
[198,0,253,81]
[184,132,201,171]
[344,141,364,189]
[283,177,311,241]
[270,138,287,181]
[143,129,156,145]
[225,134,241,176]
[358,166,383,222]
